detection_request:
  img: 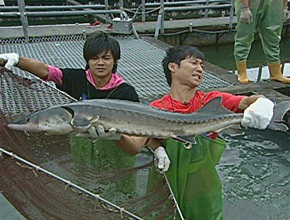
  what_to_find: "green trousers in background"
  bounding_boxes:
[234,0,284,63]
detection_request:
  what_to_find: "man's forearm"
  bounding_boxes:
[238,94,265,111]
[115,135,163,156]
[17,56,49,79]
[115,135,146,156]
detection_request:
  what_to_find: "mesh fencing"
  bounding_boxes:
[0,66,179,220]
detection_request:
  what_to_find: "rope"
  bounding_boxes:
[0,147,143,220]
[163,173,185,220]
[146,146,184,219]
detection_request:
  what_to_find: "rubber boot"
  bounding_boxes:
[236,61,249,84]
[268,62,290,83]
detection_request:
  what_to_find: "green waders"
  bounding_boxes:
[163,135,226,220]
[234,0,284,63]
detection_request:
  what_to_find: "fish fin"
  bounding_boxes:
[267,121,289,132]
[268,101,290,132]
[78,115,100,130]
[215,124,241,133]
[62,104,99,128]
[272,101,290,121]
[173,135,196,148]
[90,115,100,124]
[220,125,245,137]
[61,106,75,117]
[195,96,234,114]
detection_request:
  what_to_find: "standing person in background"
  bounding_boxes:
[234,0,290,84]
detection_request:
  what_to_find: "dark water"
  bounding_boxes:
[199,39,290,219]
[219,130,290,220]
[27,129,290,220]
[199,37,290,71]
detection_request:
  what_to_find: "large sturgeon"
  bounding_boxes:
[7,97,289,144]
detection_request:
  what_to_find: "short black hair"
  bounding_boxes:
[83,32,121,72]
[162,45,204,86]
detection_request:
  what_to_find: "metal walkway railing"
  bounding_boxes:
[1,0,237,41]
[154,0,235,38]
[2,1,288,41]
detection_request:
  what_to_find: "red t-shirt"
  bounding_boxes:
[150,91,246,113]
[150,91,246,139]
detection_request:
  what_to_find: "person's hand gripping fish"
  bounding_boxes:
[77,125,123,141]
[241,98,274,129]
[0,53,20,70]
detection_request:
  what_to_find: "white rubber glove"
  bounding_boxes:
[154,146,170,173]
[0,53,20,70]
[241,98,274,130]
[240,7,253,24]
[76,125,122,141]
[284,8,289,22]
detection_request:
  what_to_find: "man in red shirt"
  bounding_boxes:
[94,45,274,219]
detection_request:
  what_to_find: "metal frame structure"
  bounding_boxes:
[1,0,236,41]
[154,0,235,38]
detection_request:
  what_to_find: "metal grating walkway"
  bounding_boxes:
[1,35,234,101]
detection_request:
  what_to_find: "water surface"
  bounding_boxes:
[199,37,290,71]
[219,130,290,220]
[199,37,290,219]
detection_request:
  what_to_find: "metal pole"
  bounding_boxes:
[0,9,122,17]
[119,0,124,18]
[154,14,162,38]
[229,0,235,29]
[142,0,145,22]
[17,0,29,42]
[160,0,164,35]
[119,0,124,8]
[256,66,263,83]
[204,0,209,17]
[104,0,110,23]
